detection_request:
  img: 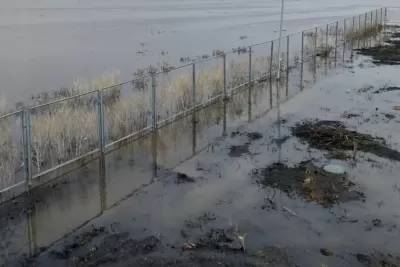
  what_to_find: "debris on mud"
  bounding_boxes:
[72,233,161,266]
[261,198,278,211]
[229,143,250,157]
[51,226,107,260]
[253,161,364,207]
[292,120,400,161]
[176,172,196,183]
[355,252,400,267]
[383,113,396,120]
[230,131,263,140]
[320,248,334,256]
[327,149,351,160]
[357,30,400,65]
[364,218,397,232]
[187,227,247,252]
[373,86,400,94]
[184,212,217,229]
[341,112,362,119]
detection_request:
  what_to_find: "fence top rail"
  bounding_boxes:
[30,89,99,110]
[0,110,23,120]
[0,7,385,118]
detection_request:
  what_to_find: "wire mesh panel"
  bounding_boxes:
[250,41,272,82]
[344,17,356,40]
[271,39,279,76]
[0,112,24,191]
[303,28,317,61]
[337,20,345,46]
[194,56,224,105]
[226,49,249,91]
[104,78,152,144]
[275,37,289,73]
[30,92,99,175]
[287,32,303,69]
[156,64,193,122]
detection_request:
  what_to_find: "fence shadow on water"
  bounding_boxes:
[0,8,388,205]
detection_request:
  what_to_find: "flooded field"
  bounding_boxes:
[0,0,398,104]
[2,25,400,266]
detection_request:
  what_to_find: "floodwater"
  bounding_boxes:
[2,31,400,266]
[0,0,397,104]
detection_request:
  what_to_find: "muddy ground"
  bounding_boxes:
[3,26,400,267]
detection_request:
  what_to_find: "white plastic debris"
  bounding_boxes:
[323,164,346,174]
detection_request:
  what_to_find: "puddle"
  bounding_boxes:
[253,161,364,207]
[2,25,400,267]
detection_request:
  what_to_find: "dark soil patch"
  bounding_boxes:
[292,120,400,161]
[373,86,400,94]
[364,218,397,232]
[72,233,161,266]
[357,31,400,65]
[355,252,400,267]
[383,113,396,120]
[176,172,196,183]
[341,112,362,119]
[252,161,364,207]
[51,226,107,260]
[230,131,263,140]
[136,248,292,267]
[320,248,334,256]
[261,198,278,211]
[229,143,250,157]
[357,45,400,65]
[272,135,291,145]
[189,228,245,252]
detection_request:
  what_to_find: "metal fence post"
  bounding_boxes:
[23,110,32,190]
[364,13,367,33]
[343,19,347,43]
[335,21,338,61]
[192,63,196,109]
[326,24,329,48]
[151,73,157,129]
[286,35,290,72]
[222,53,227,98]
[300,31,304,89]
[21,111,26,185]
[248,46,252,85]
[270,41,274,78]
[97,90,105,153]
[371,11,373,29]
[314,27,318,56]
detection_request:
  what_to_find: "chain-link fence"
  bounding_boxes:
[0,7,389,200]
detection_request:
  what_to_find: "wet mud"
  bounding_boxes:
[355,252,400,267]
[292,120,400,161]
[357,29,400,65]
[253,161,364,207]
